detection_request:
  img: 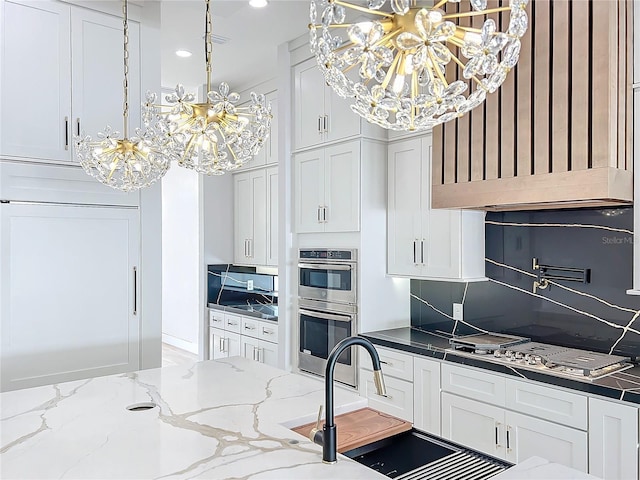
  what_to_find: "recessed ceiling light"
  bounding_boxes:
[175,50,192,58]
[249,0,268,8]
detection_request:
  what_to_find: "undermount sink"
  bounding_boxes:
[343,429,510,480]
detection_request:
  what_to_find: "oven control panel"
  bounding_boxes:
[299,249,356,261]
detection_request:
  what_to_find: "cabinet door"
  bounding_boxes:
[71,8,140,148]
[324,141,360,232]
[226,332,241,358]
[325,86,360,143]
[241,335,261,361]
[265,166,278,266]
[413,357,441,436]
[259,339,278,367]
[505,410,588,472]
[210,327,226,360]
[387,138,424,276]
[361,370,414,422]
[294,59,326,150]
[1,0,71,161]
[266,90,278,165]
[233,171,266,265]
[588,398,638,480]
[248,170,266,264]
[0,202,140,391]
[441,392,506,459]
[294,149,324,233]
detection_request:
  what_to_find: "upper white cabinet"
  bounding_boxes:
[294,139,360,233]
[0,0,140,163]
[293,58,361,150]
[237,89,279,171]
[233,166,277,267]
[387,134,485,280]
[234,169,266,265]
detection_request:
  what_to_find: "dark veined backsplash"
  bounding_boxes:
[411,207,640,359]
[207,264,277,308]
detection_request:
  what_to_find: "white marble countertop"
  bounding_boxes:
[492,456,598,479]
[1,357,377,479]
[1,357,600,480]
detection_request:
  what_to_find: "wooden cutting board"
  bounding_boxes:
[291,407,412,453]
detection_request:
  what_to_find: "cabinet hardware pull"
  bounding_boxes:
[317,206,322,223]
[224,337,229,353]
[322,206,327,222]
[380,360,393,367]
[76,118,81,136]
[413,240,418,264]
[495,422,500,447]
[219,336,224,352]
[133,266,137,315]
[252,346,258,361]
[318,116,322,134]
[248,239,252,258]
[323,115,328,133]
[421,239,425,264]
[64,116,69,150]
[506,426,511,451]
[245,325,255,330]
[263,328,273,335]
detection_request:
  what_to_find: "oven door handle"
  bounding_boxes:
[299,308,353,323]
[298,263,352,271]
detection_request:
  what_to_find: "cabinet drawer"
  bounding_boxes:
[506,379,587,430]
[224,314,242,333]
[241,317,260,339]
[258,321,278,342]
[442,364,506,406]
[360,369,413,423]
[360,346,414,382]
[209,309,225,328]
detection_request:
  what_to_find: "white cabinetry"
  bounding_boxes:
[413,356,441,436]
[294,140,361,233]
[588,397,638,480]
[233,166,277,267]
[0,0,140,163]
[387,134,485,280]
[240,316,279,367]
[208,311,241,360]
[0,167,140,391]
[209,309,279,367]
[293,58,361,150]
[360,346,415,422]
[440,364,588,472]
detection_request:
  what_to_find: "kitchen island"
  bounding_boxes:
[0,357,376,479]
[1,357,598,479]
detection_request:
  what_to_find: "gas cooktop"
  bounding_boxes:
[448,333,634,381]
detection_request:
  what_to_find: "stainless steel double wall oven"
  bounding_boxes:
[297,248,358,387]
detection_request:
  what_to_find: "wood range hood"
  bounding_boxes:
[432,0,633,211]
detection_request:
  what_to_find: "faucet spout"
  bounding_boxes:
[311,336,387,464]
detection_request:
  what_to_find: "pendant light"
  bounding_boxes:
[142,0,272,175]
[75,0,170,192]
[309,0,529,132]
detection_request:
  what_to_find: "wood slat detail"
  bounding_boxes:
[484,0,500,180]
[625,0,633,172]
[470,7,485,181]
[432,125,443,186]
[591,0,618,168]
[552,0,570,173]
[571,0,590,171]
[516,2,532,177]
[456,1,471,183]
[533,0,551,175]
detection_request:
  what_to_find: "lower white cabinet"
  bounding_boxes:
[588,397,639,480]
[209,327,241,360]
[413,356,441,436]
[238,315,279,368]
[441,392,588,471]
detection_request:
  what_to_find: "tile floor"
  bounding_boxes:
[162,343,199,367]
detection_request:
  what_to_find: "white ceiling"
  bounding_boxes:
[161,0,310,93]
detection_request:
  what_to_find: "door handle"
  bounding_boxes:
[224,337,229,353]
[219,336,224,352]
[322,206,327,222]
[76,118,81,136]
[317,206,322,223]
[506,426,512,452]
[64,116,69,150]
[323,115,328,133]
[413,240,418,264]
[133,266,137,316]
[421,239,425,264]
[495,422,501,447]
[248,239,253,258]
[318,116,322,134]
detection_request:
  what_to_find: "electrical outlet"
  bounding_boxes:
[453,303,463,320]
[247,280,254,291]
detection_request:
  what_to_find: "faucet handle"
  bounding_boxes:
[309,404,324,444]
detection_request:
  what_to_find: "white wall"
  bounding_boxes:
[161,166,200,354]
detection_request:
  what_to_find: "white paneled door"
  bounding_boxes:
[0,202,140,391]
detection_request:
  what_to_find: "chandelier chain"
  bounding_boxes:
[205,0,213,94]
[122,0,129,137]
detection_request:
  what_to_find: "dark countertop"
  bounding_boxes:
[208,303,278,321]
[361,327,640,406]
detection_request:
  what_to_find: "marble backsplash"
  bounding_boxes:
[207,264,277,309]
[411,207,640,359]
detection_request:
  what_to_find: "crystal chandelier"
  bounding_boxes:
[75,0,169,192]
[143,0,272,175]
[309,0,529,132]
